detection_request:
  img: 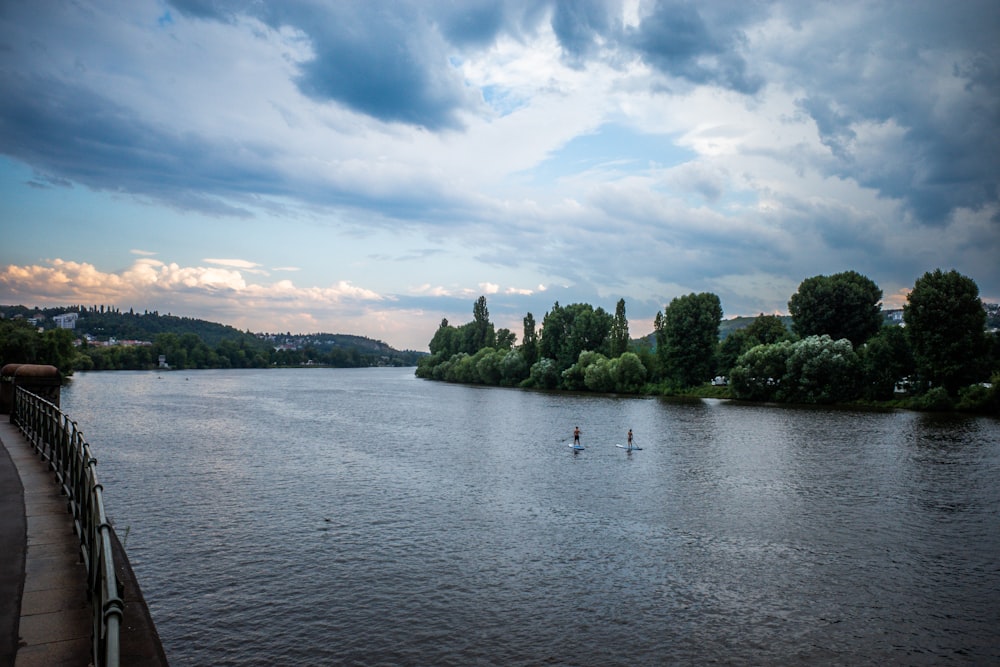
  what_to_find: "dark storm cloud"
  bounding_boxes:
[0,68,281,216]
[2,0,997,232]
[626,0,764,94]
[778,1,1000,224]
[550,0,620,63]
[165,0,770,129]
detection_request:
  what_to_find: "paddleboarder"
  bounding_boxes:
[627,429,633,451]
[573,426,581,446]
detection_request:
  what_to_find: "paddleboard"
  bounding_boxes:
[568,443,585,450]
[616,444,642,450]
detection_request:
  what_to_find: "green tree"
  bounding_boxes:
[788,271,883,347]
[429,319,459,356]
[613,352,647,393]
[779,335,861,404]
[609,298,630,357]
[468,296,495,352]
[520,313,538,367]
[657,292,723,388]
[495,328,516,351]
[528,357,560,389]
[729,341,794,401]
[903,269,988,395]
[499,350,528,386]
[717,314,791,376]
[474,348,503,384]
[562,350,605,391]
[861,325,914,400]
[40,328,78,375]
[539,302,613,371]
[538,302,565,363]
[583,356,615,393]
[0,319,42,367]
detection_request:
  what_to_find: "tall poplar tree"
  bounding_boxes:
[521,312,538,366]
[609,298,629,357]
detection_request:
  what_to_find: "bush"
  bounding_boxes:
[500,350,528,386]
[913,386,954,411]
[583,357,615,393]
[729,341,794,401]
[528,358,559,389]
[955,378,999,414]
[613,352,647,393]
[779,335,861,404]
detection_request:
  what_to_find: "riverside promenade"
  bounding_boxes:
[0,419,168,666]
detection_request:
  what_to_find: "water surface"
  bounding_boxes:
[61,369,1000,665]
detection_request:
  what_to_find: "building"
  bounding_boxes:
[53,313,79,329]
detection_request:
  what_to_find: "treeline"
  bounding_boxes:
[416,269,1000,413]
[3,304,262,347]
[0,306,423,373]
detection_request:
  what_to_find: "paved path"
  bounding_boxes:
[0,418,170,667]
[0,420,92,667]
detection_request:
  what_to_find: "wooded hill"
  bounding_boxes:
[0,305,424,370]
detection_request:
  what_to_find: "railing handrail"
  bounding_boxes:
[12,385,123,667]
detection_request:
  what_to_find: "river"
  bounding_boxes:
[60,368,1000,666]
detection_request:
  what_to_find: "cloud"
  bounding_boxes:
[204,258,262,270]
[626,0,764,94]
[0,258,384,320]
[0,0,997,348]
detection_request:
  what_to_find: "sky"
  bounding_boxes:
[1,0,998,351]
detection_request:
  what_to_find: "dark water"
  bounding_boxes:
[61,368,1000,666]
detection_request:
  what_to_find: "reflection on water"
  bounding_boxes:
[62,369,1000,666]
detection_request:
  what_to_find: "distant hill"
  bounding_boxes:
[0,304,425,367]
[3,304,260,346]
[717,315,793,340]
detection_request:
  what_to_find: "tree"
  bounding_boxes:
[788,271,883,347]
[474,348,503,385]
[538,302,565,363]
[0,318,42,367]
[779,335,861,404]
[562,350,605,391]
[583,356,615,393]
[469,296,495,352]
[717,314,791,376]
[730,336,861,404]
[499,350,528,386]
[609,298,630,357]
[521,313,538,367]
[495,328,516,351]
[729,341,794,402]
[539,302,613,371]
[528,357,560,389]
[613,352,647,393]
[40,328,78,375]
[861,325,914,400]
[428,318,460,359]
[657,292,723,388]
[904,269,988,395]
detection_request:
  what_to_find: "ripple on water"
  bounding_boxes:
[60,369,1000,666]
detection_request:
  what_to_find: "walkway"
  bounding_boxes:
[0,418,170,667]
[0,419,92,666]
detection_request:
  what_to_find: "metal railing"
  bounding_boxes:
[12,385,122,667]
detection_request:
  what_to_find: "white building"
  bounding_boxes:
[53,312,79,329]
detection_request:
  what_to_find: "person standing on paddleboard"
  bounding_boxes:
[573,426,581,446]
[627,429,633,451]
